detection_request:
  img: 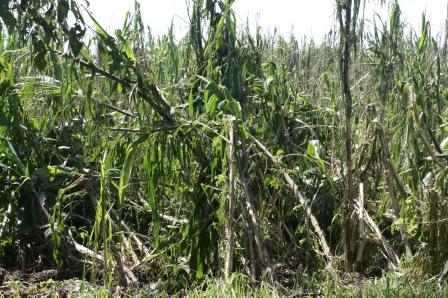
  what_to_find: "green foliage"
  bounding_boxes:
[0,0,447,293]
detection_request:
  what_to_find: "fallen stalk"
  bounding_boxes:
[361,209,400,269]
[250,135,334,267]
[28,181,138,285]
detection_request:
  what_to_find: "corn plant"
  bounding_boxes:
[0,0,447,293]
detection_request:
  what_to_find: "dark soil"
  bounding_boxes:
[0,267,83,284]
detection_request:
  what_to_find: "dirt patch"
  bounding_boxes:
[1,268,82,284]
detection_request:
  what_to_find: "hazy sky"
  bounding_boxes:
[85,0,447,42]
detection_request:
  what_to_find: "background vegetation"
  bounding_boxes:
[0,0,447,295]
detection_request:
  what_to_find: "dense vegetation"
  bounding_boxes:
[0,0,447,295]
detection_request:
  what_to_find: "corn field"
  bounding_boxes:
[0,0,447,296]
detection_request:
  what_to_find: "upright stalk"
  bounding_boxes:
[339,0,355,265]
[225,119,236,280]
[444,2,448,55]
